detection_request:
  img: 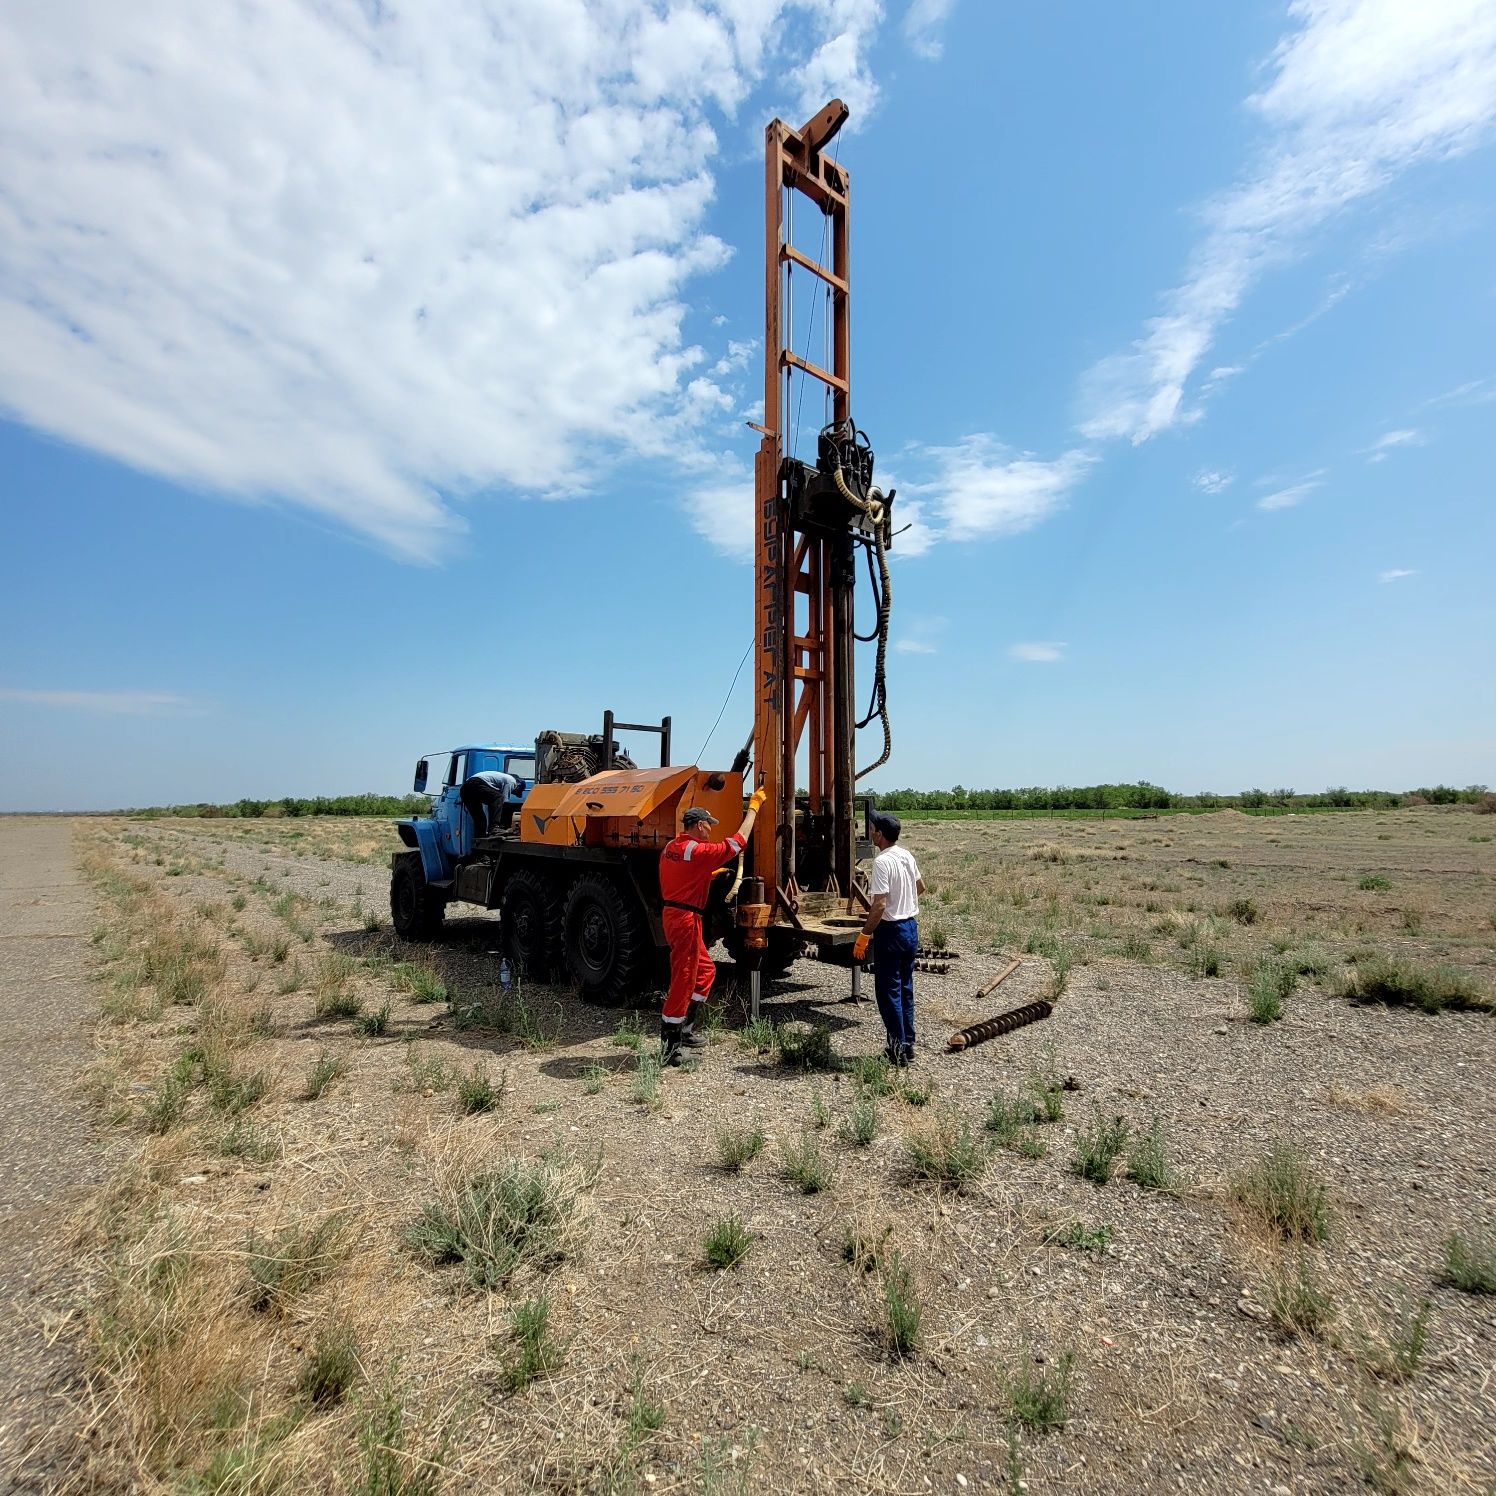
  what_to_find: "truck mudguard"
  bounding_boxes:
[396,818,449,885]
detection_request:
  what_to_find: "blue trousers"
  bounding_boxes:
[873,916,918,1054]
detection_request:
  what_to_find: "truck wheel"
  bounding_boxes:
[562,874,647,1005]
[501,868,562,981]
[391,856,446,941]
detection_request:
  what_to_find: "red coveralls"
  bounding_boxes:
[659,829,744,1026]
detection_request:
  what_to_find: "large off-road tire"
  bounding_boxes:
[390,855,446,941]
[562,873,648,1005]
[501,867,562,981]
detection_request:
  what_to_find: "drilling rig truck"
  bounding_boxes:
[389,99,896,1009]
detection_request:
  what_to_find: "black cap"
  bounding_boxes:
[683,807,718,827]
[870,811,901,841]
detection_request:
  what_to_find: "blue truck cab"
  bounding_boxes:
[396,743,534,885]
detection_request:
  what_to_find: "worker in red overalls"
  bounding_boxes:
[658,787,766,1065]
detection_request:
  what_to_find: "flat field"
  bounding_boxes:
[63,806,1495,1493]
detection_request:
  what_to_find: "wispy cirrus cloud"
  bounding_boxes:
[902,0,958,60]
[1194,468,1234,494]
[1009,642,1066,664]
[1079,0,1496,445]
[1365,427,1424,460]
[1256,476,1324,511]
[0,2,889,563]
[0,688,194,715]
[1378,567,1417,582]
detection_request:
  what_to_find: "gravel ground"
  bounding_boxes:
[63,817,1496,1492]
[0,820,107,1494]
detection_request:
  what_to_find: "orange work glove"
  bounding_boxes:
[852,932,871,962]
[747,787,767,814]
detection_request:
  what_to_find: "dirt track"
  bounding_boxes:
[0,819,104,1493]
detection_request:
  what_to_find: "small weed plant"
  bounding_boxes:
[1440,1230,1495,1294]
[779,1133,833,1194]
[1266,1255,1335,1339]
[501,1296,563,1392]
[906,1113,988,1191]
[840,1092,878,1146]
[1001,1348,1075,1433]
[880,1252,921,1357]
[1230,1143,1331,1242]
[1246,958,1295,1024]
[702,1213,753,1270]
[246,1211,355,1312]
[1045,1220,1112,1252]
[458,1063,504,1114]
[1071,1111,1130,1184]
[298,1322,361,1408]
[303,1051,347,1100]
[714,1123,766,1172]
[1339,957,1489,1015]
[1126,1116,1178,1191]
[1358,874,1391,891]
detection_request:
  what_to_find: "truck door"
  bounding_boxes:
[438,752,467,859]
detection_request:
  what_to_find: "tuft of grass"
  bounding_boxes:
[984,1094,1046,1157]
[217,1119,281,1164]
[314,990,364,1021]
[630,1049,663,1110]
[1440,1230,1495,1294]
[611,1013,647,1050]
[274,962,304,995]
[302,1051,348,1100]
[702,1213,753,1270]
[846,1053,894,1097]
[246,1211,355,1312]
[1071,1111,1130,1184]
[457,1062,504,1115]
[879,1251,922,1358]
[1339,957,1490,1015]
[808,1092,832,1130]
[208,1065,269,1117]
[1285,946,1332,980]
[1044,1220,1112,1253]
[1357,874,1392,891]
[898,1079,932,1107]
[1266,1254,1335,1339]
[1230,1143,1331,1242]
[714,1123,766,1172]
[737,1015,778,1054]
[778,1022,835,1071]
[355,1374,444,1496]
[500,1296,563,1392]
[1188,943,1223,978]
[354,1000,391,1037]
[298,1322,361,1408]
[581,1062,607,1095]
[779,1133,833,1194]
[1223,897,1259,926]
[1361,1299,1432,1382]
[1126,1115,1178,1191]
[1246,957,1295,1024]
[400,1046,452,1094]
[1001,1348,1075,1432]
[390,961,447,1004]
[842,1216,893,1275]
[906,1113,989,1191]
[840,1091,878,1146]
[142,1053,196,1133]
[405,1156,584,1289]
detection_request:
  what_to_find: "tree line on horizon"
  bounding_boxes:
[124,781,1493,820]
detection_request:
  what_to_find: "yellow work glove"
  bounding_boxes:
[747,787,767,814]
[852,932,870,962]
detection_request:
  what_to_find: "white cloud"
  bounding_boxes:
[0,688,193,715]
[1256,477,1323,511]
[1365,427,1424,460]
[1378,567,1417,582]
[895,615,948,654]
[903,0,957,60]
[1009,642,1066,663]
[898,436,1095,543]
[1194,468,1234,494]
[0,2,889,562]
[1080,0,1496,444]
[895,638,937,654]
[1426,375,1496,406]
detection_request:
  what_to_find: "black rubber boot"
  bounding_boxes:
[680,1002,707,1048]
[660,1023,684,1067]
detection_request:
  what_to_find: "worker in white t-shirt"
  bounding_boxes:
[852,811,925,1065]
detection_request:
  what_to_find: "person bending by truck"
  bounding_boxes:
[658,788,766,1066]
[460,768,520,843]
[852,811,925,1066]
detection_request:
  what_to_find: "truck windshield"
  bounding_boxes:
[506,755,536,782]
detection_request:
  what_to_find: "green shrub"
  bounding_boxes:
[500,1296,563,1391]
[1266,1255,1335,1338]
[246,1211,355,1312]
[1224,898,1259,926]
[405,1157,582,1289]
[611,1013,646,1050]
[1358,874,1391,892]
[880,1252,921,1357]
[846,1053,894,1097]
[906,1114,988,1191]
[840,1092,878,1146]
[1044,1220,1112,1253]
[1246,958,1296,1024]
[714,1123,766,1172]
[298,1322,360,1408]
[302,1051,347,1100]
[779,1133,832,1194]
[1126,1116,1178,1191]
[354,1000,391,1037]
[1339,957,1489,1015]
[217,1120,280,1164]
[1001,1348,1075,1432]
[1440,1230,1495,1294]
[1071,1112,1129,1184]
[208,1066,269,1117]
[458,1063,503,1114]
[1230,1144,1331,1242]
[1189,943,1223,978]
[778,1023,835,1072]
[702,1213,753,1270]
[631,1050,663,1110]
